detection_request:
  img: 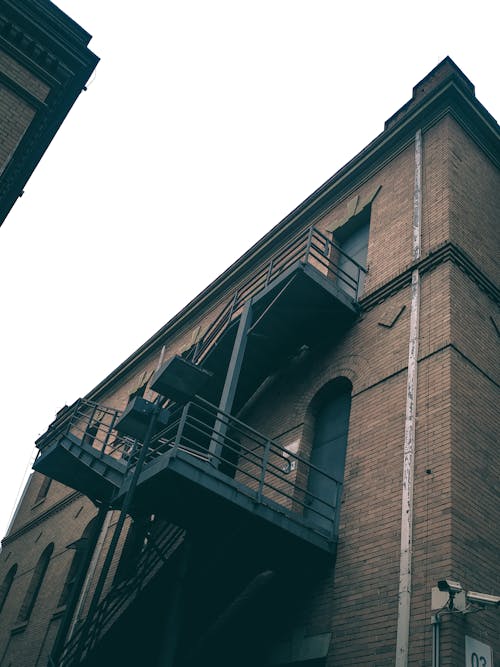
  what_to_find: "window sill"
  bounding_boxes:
[10,620,28,635]
[52,605,67,620]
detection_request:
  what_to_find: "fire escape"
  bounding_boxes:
[34,225,366,666]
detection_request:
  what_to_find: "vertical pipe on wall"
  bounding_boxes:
[395,129,422,667]
[431,613,441,667]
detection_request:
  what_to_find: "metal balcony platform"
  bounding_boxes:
[34,399,130,503]
[124,446,337,556]
[116,397,342,556]
[34,432,127,502]
[34,393,342,556]
[190,226,365,410]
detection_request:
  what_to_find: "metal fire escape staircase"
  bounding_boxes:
[34,225,365,664]
[35,224,366,551]
[58,521,185,667]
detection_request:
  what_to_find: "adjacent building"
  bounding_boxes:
[0,0,98,227]
[0,57,498,666]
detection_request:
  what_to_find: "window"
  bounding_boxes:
[0,564,17,615]
[334,206,371,297]
[17,543,53,623]
[34,475,52,504]
[57,518,97,608]
[306,379,352,532]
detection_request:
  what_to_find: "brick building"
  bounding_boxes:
[0,0,98,227]
[0,57,498,667]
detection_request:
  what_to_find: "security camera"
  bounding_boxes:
[466,591,500,608]
[437,579,463,594]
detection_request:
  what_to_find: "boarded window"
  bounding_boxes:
[0,564,17,615]
[306,379,352,532]
[17,543,54,623]
[34,475,52,504]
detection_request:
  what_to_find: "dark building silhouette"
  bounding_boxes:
[0,0,98,227]
[0,57,498,667]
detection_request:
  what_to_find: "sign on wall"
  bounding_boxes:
[465,636,493,667]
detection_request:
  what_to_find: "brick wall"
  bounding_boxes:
[0,496,97,666]
[448,118,499,283]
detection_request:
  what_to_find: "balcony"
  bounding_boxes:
[34,400,130,503]
[35,224,362,554]
[35,396,342,555]
[186,225,366,411]
[128,396,342,554]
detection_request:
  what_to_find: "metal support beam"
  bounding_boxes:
[209,300,253,463]
[155,540,191,667]
[248,275,296,335]
[81,403,162,648]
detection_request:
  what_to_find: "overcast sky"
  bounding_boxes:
[0,1,498,540]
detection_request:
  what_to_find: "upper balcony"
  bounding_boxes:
[186,224,366,410]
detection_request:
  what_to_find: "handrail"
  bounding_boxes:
[135,394,342,537]
[35,338,343,540]
[36,398,135,463]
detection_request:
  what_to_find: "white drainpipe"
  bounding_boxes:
[395,129,422,666]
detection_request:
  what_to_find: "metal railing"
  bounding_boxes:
[59,522,185,666]
[139,395,342,539]
[36,399,135,462]
[190,224,366,364]
[37,394,342,542]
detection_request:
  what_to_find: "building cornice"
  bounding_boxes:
[0,0,99,226]
[360,241,500,311]
[1,491,83,547]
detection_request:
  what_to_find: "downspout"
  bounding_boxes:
[431,612,441,667]
[395,129,422,666]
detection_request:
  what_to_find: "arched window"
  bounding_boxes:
[306,378,352,532]
[17,543,54,623]
[57,518,97,608]
[0,564,17,615]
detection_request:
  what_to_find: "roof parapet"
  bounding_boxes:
[385,56,475,131]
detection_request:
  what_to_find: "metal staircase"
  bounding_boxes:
[34,220,367,551]
[188,224,365,367]
[34,223,366,665]
[58,521,185,667]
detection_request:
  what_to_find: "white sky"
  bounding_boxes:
[0,1,498,540]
